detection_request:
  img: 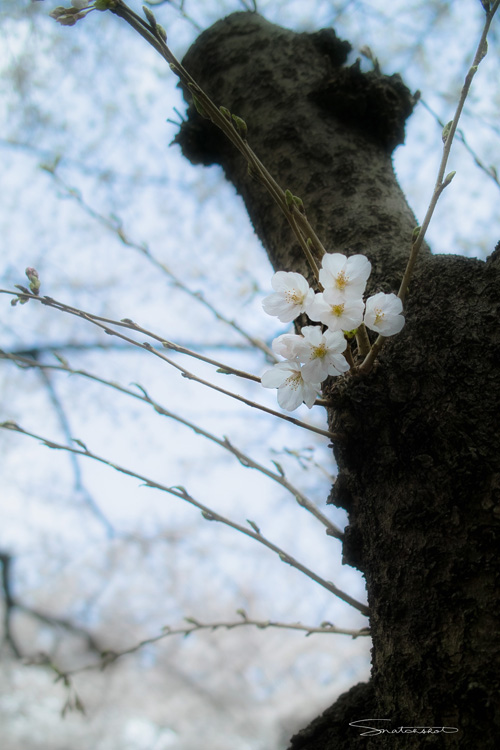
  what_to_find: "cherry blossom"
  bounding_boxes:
[319,253,371,299]
[260,252,406,409]
[307,289,365,331]
[261,361,321,411]
[364,292,405,335]
[294,326,350,382]
[271,332,303,359]
[262,271,315,323]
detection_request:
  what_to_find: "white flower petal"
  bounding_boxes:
[272,333,303,359]
[323,329,348,353]
[261,362,292,388]
[291,325,349,383]
[262,293,291,317]
[261,360,320,411]
[310,290,364,331]
[271,271,308,293]
[301,380,322,409]
[301,359,329,382]
[299,325,323,346]
[262,272,314,322]
[364,293,405,336]
[320,253,371,298]
[277,380,305,411]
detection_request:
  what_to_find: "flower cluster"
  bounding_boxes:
[261,253,404,411]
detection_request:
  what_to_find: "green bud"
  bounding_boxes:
[343,329,358,340]
[271,460,284,476]
[478,40,488,62]
[190,92,210,119]
[231,114,248,139]
[443,170,456,187]
[285,189,294,209]
[156,25,167,43]
[246,519,261,534]
[25,267,40,295]
[412,226,421,242]
[442,121,453,143]
[284,191,304,212]
[143,6,157,28]
[219,106,232,121]
[49,7,84,26]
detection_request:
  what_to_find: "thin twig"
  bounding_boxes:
[1,289,339,440]
[0,552,102,656]
[63,614,369,676]
[36,365,115,535]
[397,1,499,306]
[41,167,277,362]
[144,0,203,31]
[360,1,499,373]
[1,349,343,539]
[0,421,369,616]
[419,98,500,192]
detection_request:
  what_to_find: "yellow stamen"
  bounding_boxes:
[312,343,327,360]
[330,303,345,317]
[284,373,302,390]
[285,290,303,304]
[335,271,348,291]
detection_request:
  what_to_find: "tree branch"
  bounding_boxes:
[1,349,343,539]
[64,612,370,677]
[1,289,339,440]
[40,165,277,362]
[0,421,369,616]
[359,0,499,373]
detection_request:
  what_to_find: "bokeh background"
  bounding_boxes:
[1,1,499,748]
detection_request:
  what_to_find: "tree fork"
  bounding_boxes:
[175,12,500,749]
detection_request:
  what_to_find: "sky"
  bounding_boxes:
[0,1,499,748]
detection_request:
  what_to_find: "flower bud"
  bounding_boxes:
[25,267,41,295]
[442,121,453,143]
[231,114,248,139]
[143,6,157,28]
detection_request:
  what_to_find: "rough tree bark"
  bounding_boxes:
[174,12,500,749]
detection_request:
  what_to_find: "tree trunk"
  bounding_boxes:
[175,12,500,749]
